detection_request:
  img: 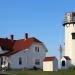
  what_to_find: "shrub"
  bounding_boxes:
[33,66,37,70]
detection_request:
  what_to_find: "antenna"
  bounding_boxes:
[59,45,63,60]
[59,44,63,69]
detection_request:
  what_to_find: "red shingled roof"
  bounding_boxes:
[43,57,56,61]
[0,37,42,56]
[64,56,71,60]
[0,38,14,51]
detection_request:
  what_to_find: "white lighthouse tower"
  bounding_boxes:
[63,12,75,65]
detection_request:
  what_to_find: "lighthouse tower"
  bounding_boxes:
[63,12,75,65]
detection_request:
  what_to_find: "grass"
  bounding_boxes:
[0,67,75,75]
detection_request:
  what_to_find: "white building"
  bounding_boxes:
[0,33,47,69]
[63,12,75,65]
[43,56,58,71]
[61,56,71,69]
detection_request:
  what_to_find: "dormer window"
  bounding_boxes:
[35,46,39,52]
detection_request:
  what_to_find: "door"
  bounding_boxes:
[62,60,65,67]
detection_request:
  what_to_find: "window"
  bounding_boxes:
[72,33,75,39]
[1,57,3,65]
[35,46,39,52]
[35,46,37,51]
[38,47,39,52]
[62,61,65,66]
[19,57,22,65]
[72,16,75,21]
[35,59,40,65]
[3,61,6,65]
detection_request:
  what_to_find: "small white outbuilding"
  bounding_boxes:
[61,56,71,69]
[43,56,58,71]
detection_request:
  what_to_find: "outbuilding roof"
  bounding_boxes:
[43,56,56,61]
[64,56,71,60]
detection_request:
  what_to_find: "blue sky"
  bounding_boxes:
[0,0,75,58]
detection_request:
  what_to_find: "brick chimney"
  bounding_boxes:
[10,35,14,40]
[25,33,28,40]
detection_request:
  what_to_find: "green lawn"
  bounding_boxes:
[0,68,75,75]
